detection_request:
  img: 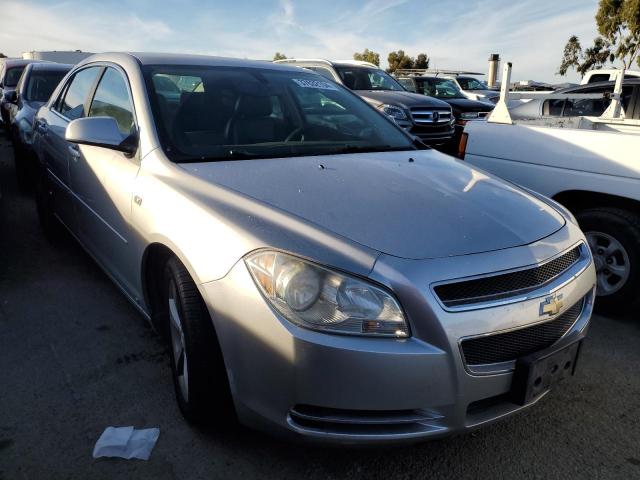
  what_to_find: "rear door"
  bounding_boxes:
[69,65,141,298]
[35,66,102,231]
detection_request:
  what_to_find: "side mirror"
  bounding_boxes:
[4,90,17,103]
[65,117,138,155]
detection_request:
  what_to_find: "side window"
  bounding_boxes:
[308,67,336,82]
[543,99,565,116]
[57,67,101,120]
[398,78,416,92]
[89,68,135,136]
[562,88,609,117]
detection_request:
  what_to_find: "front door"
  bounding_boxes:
[69,66,141,299]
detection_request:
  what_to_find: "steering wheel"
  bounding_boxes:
[284,127,305,142]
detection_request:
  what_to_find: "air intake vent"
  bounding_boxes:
[434,246,581,307]
[288,404,443,436]
[460,297,584,366]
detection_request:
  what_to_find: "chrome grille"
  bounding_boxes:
[460,297,584,366]
[434,246,582,308]
[410,108,452,124]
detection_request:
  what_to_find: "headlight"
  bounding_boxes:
[379,104,408,121]
[460,112,480,119]
[245,251,409,337]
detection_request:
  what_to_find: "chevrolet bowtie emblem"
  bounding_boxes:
[540,294,564,317]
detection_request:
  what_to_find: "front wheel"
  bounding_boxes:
[162,256,235,425]
[577,208,640,314]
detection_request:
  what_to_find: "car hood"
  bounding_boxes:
[355,90,450,109]
[180,150,565,260]
[441,97,494,112]
[468,89,498,95]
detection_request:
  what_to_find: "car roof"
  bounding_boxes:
[28,62,73,72]
[2,59,45,68]
[79,52,304,73]
[561,78,640,92]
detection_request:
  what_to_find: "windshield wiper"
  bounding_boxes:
[336,144,415,154]
[174,149,266,163]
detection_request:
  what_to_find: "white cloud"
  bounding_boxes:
[0,0,604,82]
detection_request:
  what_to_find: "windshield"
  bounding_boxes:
[144,66,417,162]
[333,66,405,92]
[25,70,69,102]
[457,77,488,91]
[5,67,26,88]
[419,78,465,99]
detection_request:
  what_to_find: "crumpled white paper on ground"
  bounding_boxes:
[92,426,160,460]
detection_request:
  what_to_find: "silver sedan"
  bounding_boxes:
[32,53,596,444]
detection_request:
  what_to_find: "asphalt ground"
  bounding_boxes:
[0,131,638,480]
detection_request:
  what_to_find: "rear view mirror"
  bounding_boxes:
[4,90,16,103]
[65,117,137,155]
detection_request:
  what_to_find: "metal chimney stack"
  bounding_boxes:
[488,54,500,88]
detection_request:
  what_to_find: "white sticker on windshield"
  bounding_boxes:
[292,78,339,91]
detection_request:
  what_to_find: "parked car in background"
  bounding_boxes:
[0,59,44,126]
[32,52,594,444]
[581,68,640,84]
[396,74,494,151]
[397,70,501,103]
[463,65,639,313]
[508,79,639,120]
[6,62,73,188]
[275,59,455,145]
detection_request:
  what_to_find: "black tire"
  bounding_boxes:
[576,207,640,314]
[34,167,63,242]
[162,256,235,426]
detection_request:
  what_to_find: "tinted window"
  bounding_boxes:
[145,66,415,162]
[5,67,26,87]
[89,68,135,135]
[457,77,488,90]
[334,66,404,91]
[25,70,69,102]
[587,74,610,83]
[419,78,465,98]
[58,67,101,120]
[306,67,335,82]
[397,78,417,92]
[543,99,565,116]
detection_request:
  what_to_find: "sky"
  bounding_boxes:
[0,0,605,83]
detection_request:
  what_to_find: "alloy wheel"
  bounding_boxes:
[586,231,631,296]
[168,279,189,402]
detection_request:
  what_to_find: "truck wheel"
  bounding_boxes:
[577,208,640,314]
[162,256,236,426]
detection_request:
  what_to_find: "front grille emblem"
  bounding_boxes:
[432,111,439,122]
[539,294,564,317]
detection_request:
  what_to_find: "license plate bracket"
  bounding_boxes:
[510,341,582,406]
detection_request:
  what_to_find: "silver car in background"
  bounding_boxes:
[32,53,595,444]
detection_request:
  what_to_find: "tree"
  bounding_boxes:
[386,50,415,73]
[414,53,429,69]
[596,0,640,68]
[273,52,287,61]
[559,0,640,76]
[0,53,6,59]
[353,49,380,66]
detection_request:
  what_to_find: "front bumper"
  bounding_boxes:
[202,224,595,444]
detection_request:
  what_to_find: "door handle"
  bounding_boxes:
[68,144,81,160]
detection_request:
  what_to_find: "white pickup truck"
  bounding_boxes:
[462,64,640,313]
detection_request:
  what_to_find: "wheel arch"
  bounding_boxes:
[141,240,208,334]
[553,190,640,215]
